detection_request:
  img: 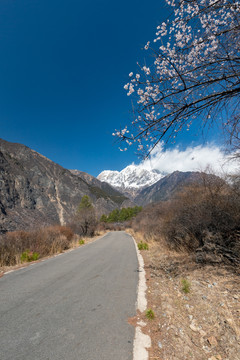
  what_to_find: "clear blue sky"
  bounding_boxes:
[0,0,219,176]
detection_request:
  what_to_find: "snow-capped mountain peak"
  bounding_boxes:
[97,164,165,197]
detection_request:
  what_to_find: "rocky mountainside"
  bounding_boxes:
[97,165,164,198]
[70,170,133,207]
[0,139,128,234]
[135,171,208,205]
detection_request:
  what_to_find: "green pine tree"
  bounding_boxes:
[78,195,93,212]
[100,214,108,223]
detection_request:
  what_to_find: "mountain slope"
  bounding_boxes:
[135,171,208,205]
[0,139,126,233]
[97,165,164,198]
[70,170,133,207]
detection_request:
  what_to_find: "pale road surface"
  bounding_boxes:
[0,231,139,360]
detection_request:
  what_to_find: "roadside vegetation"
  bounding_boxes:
[0,225,75,267]
[100,206,142,223]
[146,308,155,320]
[0,196,100,268]
[0,224,106,268]
[181,278,191,294]
[137,241,149,251]
[68,195,97,237]
[132,173,240,266]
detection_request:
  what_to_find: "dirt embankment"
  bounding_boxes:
[132,233,240,360]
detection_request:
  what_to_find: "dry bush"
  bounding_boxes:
[132,202,168,242]
[133,174,240,264]
[98,221,129,232]
[56,225,74,241]
[69,209,98,237]
[0,231,31,266]
[0,225,75,267]
[33,226,74,256]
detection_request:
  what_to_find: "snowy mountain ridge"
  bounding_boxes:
[97,164,165,197]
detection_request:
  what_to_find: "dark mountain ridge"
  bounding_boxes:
[135,171,211,206]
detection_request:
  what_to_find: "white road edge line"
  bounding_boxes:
[131,234,151,360]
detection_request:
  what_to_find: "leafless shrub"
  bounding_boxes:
[69,209,97,237]
[33,226,74,256]
[0,230,31,266]
[97,222,127,232]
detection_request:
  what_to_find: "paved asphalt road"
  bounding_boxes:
[0,231,139,360]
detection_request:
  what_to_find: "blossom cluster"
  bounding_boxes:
[116,0,240,154]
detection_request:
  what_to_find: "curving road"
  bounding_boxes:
[0,231,139,360]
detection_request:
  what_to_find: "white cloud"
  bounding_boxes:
[135,143,239,175]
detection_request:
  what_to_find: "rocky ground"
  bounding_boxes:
[132,232,240,360]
